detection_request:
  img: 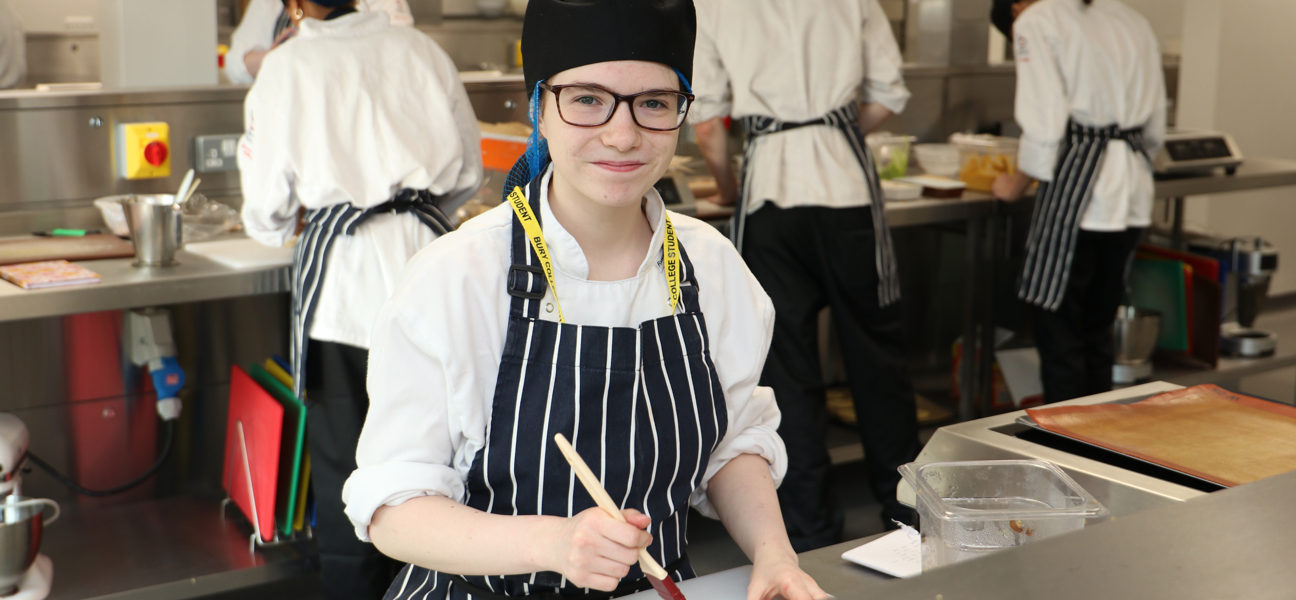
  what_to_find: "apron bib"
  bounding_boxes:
[291,188,453,398]
[385,175,729,600]
[1018,120,1149,311]
[733,102,901,306]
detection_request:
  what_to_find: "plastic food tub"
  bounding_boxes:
[949,134,1019,192]
[899,459,1109,572]
[866,132,916,180]
[912,143,962,177]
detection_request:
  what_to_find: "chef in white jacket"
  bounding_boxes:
[690,0,919,551]
[223,0,413,84]
[237,0,480,597]
[0,0,26,89]
[992,0,1165,404]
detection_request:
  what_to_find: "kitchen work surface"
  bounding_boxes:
[831,468,1296,600]
[0,235,290,323]
[1026,384,1296,487]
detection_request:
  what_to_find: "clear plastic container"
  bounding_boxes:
[949,133,1020,192]
[912,143,962,178]
[866,132,916,180]
[899,459,1108,572]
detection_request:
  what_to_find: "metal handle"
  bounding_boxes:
[4,498,60,526]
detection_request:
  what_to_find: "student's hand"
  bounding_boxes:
[748,551,828,600]
[993,171,1034,202]
[548,507,653,592]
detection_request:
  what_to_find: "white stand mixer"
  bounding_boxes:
[0,414,59,600]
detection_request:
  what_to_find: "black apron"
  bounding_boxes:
[732,102,901,306]
[1018,120,1150,311]
[384,173,729,600]
[291,189,453,398]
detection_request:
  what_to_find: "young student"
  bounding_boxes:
[344,1,827,599]
[237,1,481,597]
[992,0,1166,403]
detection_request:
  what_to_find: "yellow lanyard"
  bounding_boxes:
[507,186,682,324]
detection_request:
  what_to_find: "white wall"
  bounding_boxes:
[1121,0,1185,55]
[1178,0,1296,295]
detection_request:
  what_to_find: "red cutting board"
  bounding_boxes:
[224,365,283,542]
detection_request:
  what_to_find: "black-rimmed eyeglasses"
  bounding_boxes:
[540,83,694,131]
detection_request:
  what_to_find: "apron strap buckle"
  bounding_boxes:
[508,264,548,300]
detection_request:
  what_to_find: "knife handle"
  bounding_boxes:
[553,433,670,580]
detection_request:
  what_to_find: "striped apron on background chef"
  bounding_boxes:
[383,173,729,600]
[732,102,901,306]
[291,188,453,398]
[1018,120,1150,311]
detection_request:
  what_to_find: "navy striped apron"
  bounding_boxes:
[733,103,901,306]
[1018,120,1149,311]
[291,189,453,398]
[384,174,729,600]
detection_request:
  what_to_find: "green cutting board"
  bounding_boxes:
[249,363,307,539]
[1129,257,1190,352]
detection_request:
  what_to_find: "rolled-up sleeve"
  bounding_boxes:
[1142,45,1168,155]
[1013,16,1069,181]
[688,9,732,124]
[343,234,502,542]
[343,304,464,542]
[688,229,786,519]
[237,71,298,248]
[860,0,909,115]
[224,0,278,85]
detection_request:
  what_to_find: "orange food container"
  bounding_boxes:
[481,132,528,172]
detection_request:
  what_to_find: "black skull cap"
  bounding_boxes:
[522,0,697,98]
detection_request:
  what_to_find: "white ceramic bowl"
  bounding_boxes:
[93,195,134,237]
[913,144,962,178]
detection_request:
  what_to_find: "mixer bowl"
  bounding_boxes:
[0,497,59,596]
[1114,306,1161,365]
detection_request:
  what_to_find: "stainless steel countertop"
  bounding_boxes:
[828,469,1296,600]
[0,240,290,323]
[1154,156,1296,198]
[43,496,315,600]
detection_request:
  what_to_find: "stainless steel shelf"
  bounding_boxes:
[0,242,290,323]
[43,495,315,600]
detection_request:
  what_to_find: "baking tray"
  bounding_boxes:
[1016,388,1295,489]
[1015,392,1228,488]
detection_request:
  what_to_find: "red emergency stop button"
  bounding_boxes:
[144,141,169,167]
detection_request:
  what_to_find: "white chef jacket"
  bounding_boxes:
[343,166,786,542]
[1013,0,1166,231]
[223,0,414,84]
[0,0,26,90]
[239,11,482,350]
[690,0,910,213]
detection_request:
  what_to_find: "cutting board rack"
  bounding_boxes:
[220,419,313,552]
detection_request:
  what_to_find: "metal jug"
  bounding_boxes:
[121,194,184,267]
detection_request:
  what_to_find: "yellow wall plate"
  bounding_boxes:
[119,122,171,179]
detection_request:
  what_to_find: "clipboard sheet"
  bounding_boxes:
[1026,385,1296,487]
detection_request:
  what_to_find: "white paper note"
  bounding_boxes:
[840,525,922,579]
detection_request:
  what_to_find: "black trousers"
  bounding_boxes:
[743,204,919,552]
[305,339,401,600]
[1033,228,1143,404]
